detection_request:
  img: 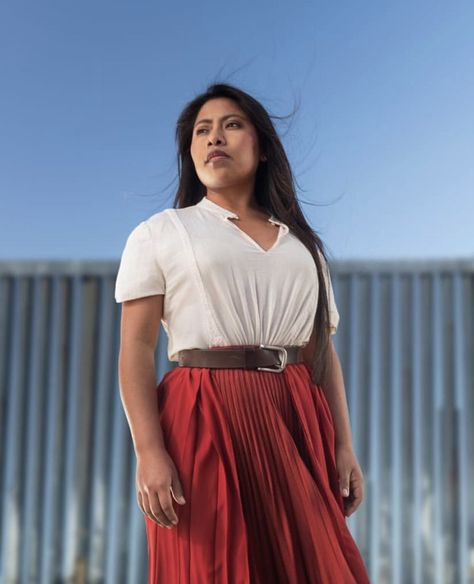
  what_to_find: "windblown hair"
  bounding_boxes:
[172,82,335,387]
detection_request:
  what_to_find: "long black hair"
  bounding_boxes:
[172,82,335,387]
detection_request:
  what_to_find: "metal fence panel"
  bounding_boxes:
[0,260,472,583]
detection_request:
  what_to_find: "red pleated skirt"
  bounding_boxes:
[145,351,371,583]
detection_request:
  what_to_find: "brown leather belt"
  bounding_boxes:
[177,344,304,372]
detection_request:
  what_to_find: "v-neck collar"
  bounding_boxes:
[196,195,289,232]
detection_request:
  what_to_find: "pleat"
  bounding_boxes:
[145,357,371,584]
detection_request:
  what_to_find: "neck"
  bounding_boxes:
[205,188,264,217]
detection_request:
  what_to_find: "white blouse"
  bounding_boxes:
[114,195,340,362]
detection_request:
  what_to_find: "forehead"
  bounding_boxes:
[194,97,247,124]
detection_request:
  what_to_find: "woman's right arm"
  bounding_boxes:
[118,294,186,529]
[118,294,166,454]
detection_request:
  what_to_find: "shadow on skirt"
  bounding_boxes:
[145,354,371,583]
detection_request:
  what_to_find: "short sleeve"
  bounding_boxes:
[318,250,340,335]
[114,220,166,303]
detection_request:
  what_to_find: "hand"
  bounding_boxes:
[135,448,186,529]
[335,444,365,517]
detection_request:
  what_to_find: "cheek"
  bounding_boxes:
[190,142,202,166]
[237,133,259,159]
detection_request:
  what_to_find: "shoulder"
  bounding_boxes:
[143,208,172,230]
[119,209,179,255]
[147,205,208,238]
[138,208,193,255]
[122,203,207,247]
[136,208,180,242]
[144,205,199,229]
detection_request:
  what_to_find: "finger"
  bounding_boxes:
[352,486,363,500]
[157,487,179,526]
[144,489,170,528]
[339,475,351,498]
[345,491,363,516]
[137,491,146,515]
[346,499,360,516]
[350,478,362,491]
[345,505,355,517]
[170,483,186,505]
[351,470,364,487]
[140,490,160,525]
[344,497,356,516]
[150,489,177,528]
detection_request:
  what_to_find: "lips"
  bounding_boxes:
[206,150,230,162]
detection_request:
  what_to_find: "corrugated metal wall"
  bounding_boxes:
[0,259,473,584]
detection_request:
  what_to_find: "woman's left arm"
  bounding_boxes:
[323,339,353,447]
[320,339,366,517]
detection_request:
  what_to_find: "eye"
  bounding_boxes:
[195,121,241,135]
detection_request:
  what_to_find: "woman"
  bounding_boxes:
[115,83,371,583]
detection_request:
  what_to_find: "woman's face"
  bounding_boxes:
[190,97,263,191]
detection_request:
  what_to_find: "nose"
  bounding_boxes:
[208,127,225,144]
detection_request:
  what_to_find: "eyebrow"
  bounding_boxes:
[194,113,247,128]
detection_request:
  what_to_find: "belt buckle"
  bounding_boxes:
[257,344,288,372]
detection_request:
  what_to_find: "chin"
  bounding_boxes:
[202,174,238,186]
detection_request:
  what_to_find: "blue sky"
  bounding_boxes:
[1,1,472,260]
